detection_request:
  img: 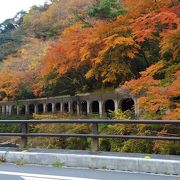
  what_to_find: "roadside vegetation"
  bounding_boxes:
[0,0,179,154]
[1,110,179,155]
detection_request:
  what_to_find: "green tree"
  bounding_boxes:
[88,0,126,20]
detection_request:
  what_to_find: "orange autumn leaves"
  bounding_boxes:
[39,0,179,83]
[0,0,179,120]
[160,26,180,61]
[0,38,49,99]
[121,61,180,119]
[0,72,23,99]
[41,23,97,76]
[132,8,180,42]
[40,17,139,84]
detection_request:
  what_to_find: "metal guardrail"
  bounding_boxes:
[0,119,179,151]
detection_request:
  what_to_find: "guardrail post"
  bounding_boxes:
[20,122,28,149]
[91,123,99,152]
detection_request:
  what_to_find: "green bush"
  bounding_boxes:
[121,139,153,154]
[153,141,180,155]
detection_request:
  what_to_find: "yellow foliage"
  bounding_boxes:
[140,61,165,77]
[161,26,180,61]
[163,103,180,120]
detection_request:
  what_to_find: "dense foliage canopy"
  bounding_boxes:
[0,0,179,120]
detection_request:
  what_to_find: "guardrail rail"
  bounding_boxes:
[0,119,179,151]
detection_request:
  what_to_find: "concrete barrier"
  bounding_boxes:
[0,151,179,175]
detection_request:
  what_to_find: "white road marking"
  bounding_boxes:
[22,177,60,180]
[0,171,99,180]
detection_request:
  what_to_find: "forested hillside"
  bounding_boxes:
[0,11,26,61]
[0,0,179,120]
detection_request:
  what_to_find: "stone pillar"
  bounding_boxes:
[8,105,12,115]
[68,101,72,113]
[34,104,38,114]
[17,106,20,115]
[60,103,63,113]
[25,104,29,115]
[87,101,90,115]
[52,103,55,113]
[114,100,119,111]
[43,103,47,113]
[6,105,9,115]
[99,100,103,117]
[77,102,80,115]
[134,97,139,119]
[2,105,5,115]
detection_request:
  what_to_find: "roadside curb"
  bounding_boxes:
[0,151,179,175]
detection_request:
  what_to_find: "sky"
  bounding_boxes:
[0,0,50,23]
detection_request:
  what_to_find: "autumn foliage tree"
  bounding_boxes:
[120,61,180,119]
[0,0,180,155]
[22,0,96,39]
[0,38,48,99]
[0,0,179,120]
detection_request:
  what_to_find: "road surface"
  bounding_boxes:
[0,163,179,180]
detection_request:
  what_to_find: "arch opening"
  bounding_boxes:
[12,105,17,115]
[29,104,35,114]
[121,98,134,112]
[72,101,77,114]
[104,99,115,113]
[4,106,7,115]
[63,102,69,113]
[91,101,99,114]
[20,105,25,115]
[38,104,43,114]
[47,103,52,112]
[82,101,87,115]
[55,103,61,112]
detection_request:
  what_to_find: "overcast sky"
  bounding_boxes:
[0,0,50,23]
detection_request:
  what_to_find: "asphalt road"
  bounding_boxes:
[0,164,179,180]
